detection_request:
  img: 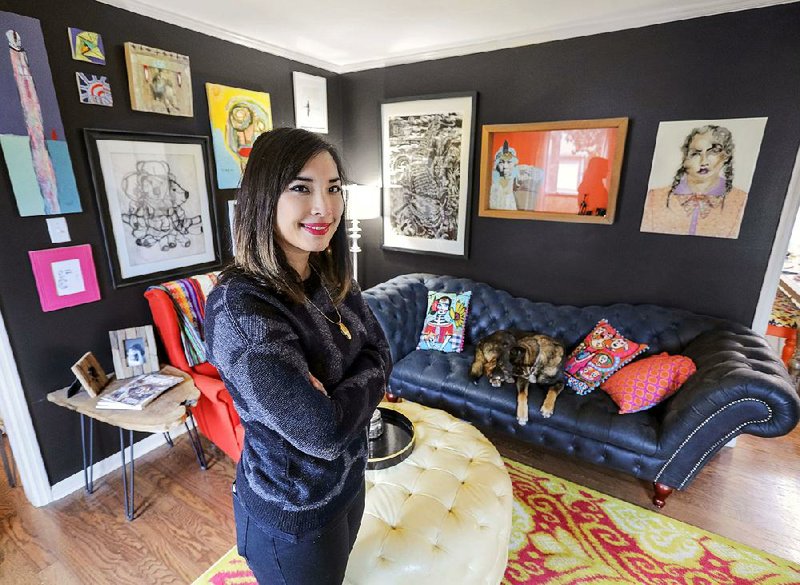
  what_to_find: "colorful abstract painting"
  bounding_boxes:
[206,82,272,189]
[124,42,193,117]
[0,11,81,216]
[76,72,112,106]
[68,28,105,64]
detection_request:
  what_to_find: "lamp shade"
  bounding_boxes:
[345,185,381,220]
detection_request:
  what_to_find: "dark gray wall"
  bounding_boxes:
[0,0,341,483]
[341,4,800,326]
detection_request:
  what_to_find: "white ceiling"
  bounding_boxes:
[98,0,794,73]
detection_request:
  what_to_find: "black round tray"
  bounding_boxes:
[367,407,415,470]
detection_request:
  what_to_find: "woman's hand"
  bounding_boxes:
[308,373,328,396]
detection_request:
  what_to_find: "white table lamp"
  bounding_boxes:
[345,185,381,281]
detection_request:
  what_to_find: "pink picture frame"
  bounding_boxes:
[29,244,101,312]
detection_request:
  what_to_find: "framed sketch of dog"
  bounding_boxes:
[381,92,477,258]
[84,130,221,287]
[478,118,628,224]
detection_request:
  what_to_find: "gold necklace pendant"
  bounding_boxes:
[338,322,352,340]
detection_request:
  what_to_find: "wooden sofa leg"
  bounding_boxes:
[653,482,674,508]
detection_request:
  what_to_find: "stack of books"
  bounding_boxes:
[96,373,184,410]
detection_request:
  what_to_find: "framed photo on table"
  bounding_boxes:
[381,92,476,258]
[84,130,221,288]
[109,325,159,380]
[478,118,628,224]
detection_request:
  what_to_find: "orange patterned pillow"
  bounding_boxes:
[601,352,696,414]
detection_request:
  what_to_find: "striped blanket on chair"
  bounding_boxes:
[148,272,219,366]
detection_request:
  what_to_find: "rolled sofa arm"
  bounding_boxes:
[655,327,800,489]
[363,275,430,363]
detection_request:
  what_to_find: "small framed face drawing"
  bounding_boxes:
[28,244,101,312]
[109,325,159,379]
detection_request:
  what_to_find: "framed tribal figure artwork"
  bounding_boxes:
[478,118,628,224]
[381,93,476,258]
[84,130,221,288]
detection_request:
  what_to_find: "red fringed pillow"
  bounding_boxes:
[601,352,696,414]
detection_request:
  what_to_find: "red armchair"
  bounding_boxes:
[144,286,243,462]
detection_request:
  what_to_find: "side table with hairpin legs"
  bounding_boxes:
[47,365,207,520]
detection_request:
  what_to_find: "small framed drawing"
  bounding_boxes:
[109,325,159,379]
[84,129,221,288]
[478,118,628,224]
[293,72,328,134]
[71,352,109,397]
[124,42,192,117]
[28,244,101,312]
[381,92,477,258]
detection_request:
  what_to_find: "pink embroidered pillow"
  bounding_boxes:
[601,352,696,414]
[564,319,648,395]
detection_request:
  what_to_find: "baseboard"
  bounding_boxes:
[49,425,187,503]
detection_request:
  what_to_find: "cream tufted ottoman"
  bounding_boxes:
[345,401,513,585]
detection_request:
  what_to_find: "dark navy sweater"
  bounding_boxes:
[205,271,391,541]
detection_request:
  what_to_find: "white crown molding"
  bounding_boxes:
[97,0,795,74]
[335,0,798,72]
[95,0,342,73]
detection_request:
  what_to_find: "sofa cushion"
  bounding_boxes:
[417,291,471,353]
[565,319,648,395]
[602,352,696,414]
[390,347,660,456]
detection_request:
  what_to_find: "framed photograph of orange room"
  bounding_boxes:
[478,118,628,224]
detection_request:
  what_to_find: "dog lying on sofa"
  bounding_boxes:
[471,329,566,423]
[363,273,800,508]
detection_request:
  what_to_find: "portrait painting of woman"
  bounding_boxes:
[641,118,767,239]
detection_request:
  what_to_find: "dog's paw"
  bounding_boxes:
[517,416,528,426]
[539,406,553,418]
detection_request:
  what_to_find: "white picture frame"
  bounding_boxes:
[293,72,328,134]
[381,93,477,258]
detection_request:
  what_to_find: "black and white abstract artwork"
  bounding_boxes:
[381,94,475,257]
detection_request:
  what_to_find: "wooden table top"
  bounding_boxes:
[47,365,200,433]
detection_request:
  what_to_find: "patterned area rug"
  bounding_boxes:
[193,459,800,585]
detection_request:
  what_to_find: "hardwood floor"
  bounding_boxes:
[1,421,799,584]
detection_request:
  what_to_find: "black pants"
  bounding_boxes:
[233,484,366,585]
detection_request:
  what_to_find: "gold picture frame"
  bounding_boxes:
[109,325,159,380]
[478,118,628,224]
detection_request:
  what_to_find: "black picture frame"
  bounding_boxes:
[380,92,477,259]
[84,129,222,288]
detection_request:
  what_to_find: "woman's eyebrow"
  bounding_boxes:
[292,176,341,182]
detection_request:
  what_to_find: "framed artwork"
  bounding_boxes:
[381,92,476,258]
[641,117,768,239]
[68,28,105,64]
[71,352,109,397]
[228,199,237,256]
[0,11,81,216]
[205,82,273,189]
[84,129,221,288]
[76,73,113,107]
[109,325,159,380]
[293,72,328,134]
[124,42,192,117]
[28,244,101,312]
[478,118,628,224]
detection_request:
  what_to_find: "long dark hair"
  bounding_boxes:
[666,125,734,208]
[221,127,351,303]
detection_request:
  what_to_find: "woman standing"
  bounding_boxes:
[205,128,391,584]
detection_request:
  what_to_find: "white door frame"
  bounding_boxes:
[753,145,800,333]
[0,308,51,506]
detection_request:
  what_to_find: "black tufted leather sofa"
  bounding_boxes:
[363,273,800,506]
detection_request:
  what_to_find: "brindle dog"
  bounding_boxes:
[509,333,566,423]
[469,329,517,387]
